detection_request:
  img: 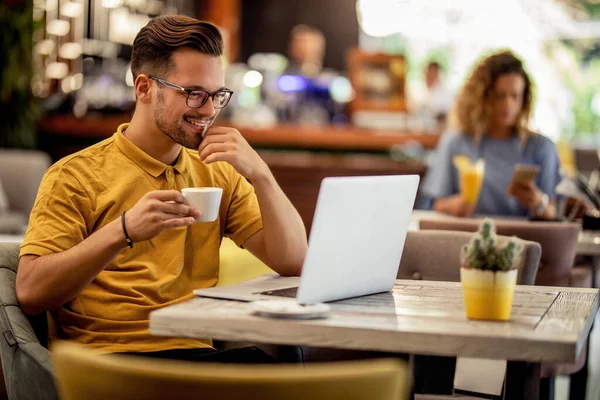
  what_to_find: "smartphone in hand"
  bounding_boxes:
[510,164,540,185]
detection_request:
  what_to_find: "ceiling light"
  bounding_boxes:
[35,39,56,56]
[61,2,83,18]
[46,62,69,79]
[102,0,124,8]
[47,19,70,36]
[59,42,83,59]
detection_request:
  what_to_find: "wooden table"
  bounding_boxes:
[150,280,599,400]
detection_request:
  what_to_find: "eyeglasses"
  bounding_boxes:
[148,75,234,109]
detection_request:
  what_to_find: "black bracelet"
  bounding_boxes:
[121,211,133,248]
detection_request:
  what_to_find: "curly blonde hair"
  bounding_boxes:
[449,50,534,143]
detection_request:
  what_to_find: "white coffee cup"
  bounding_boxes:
[181,187,223,222]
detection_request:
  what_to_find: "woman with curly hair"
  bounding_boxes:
[419,50,561,219]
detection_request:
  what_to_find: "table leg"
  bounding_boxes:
[569,313,594,400]
[505,361,540,400]
[408,354,415,400]
[592,255,599,289]
[540,377,555,400]
[584,255,598,289]
[570,359,588,400]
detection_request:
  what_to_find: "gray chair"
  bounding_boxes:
[419,218,586,287]
[0,242,57,400]
[0,149,51,234]
[398,230,540,285]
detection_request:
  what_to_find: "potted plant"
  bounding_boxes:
[460,219,523,321]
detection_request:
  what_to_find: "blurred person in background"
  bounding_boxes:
[418,50,561,219]
[278,24,335,125]
[409,61,453,128]
[285,24,326,77]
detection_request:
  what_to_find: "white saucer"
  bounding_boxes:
[249,300,331,319]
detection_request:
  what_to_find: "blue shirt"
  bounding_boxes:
[418,131,562,217]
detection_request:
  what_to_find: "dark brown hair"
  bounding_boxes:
[450,50,534,142]
[131,15,223,80]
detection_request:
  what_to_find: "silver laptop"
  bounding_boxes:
[193,175,420,304]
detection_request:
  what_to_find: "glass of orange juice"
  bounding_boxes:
[453,156,485,206]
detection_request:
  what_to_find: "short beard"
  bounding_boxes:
[154,89,200,150]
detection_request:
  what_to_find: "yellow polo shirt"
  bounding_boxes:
[20,123,263,354]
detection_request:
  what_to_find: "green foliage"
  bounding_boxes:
[0,1,39,148]
[560,1,600,19]
[460,219,523,272]
[561,48,600,137]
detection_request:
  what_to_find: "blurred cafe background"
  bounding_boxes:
[2,1,600,399]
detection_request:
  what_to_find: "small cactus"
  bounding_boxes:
[460,219,523,271]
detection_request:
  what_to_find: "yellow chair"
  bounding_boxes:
[217,237,274,286]
[52,341,409,400]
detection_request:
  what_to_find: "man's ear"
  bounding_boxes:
[135,74,152,104]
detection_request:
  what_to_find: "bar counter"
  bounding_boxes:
[39,114,441,154]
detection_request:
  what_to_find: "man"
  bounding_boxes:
[16,15,307,362]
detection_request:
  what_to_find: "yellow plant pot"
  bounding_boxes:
[460,268,517,321]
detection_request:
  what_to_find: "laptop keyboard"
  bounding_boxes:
[258,286,299,298]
